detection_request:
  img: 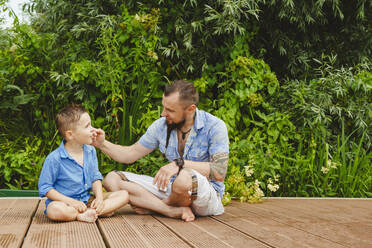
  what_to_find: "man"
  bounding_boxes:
[93,80,229,221]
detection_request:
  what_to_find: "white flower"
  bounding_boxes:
[268,183,279,192]
[327,160,332,167]
[321,167,329,174]
[244,165,254,177]
[254,185,264,198]
[330,161,339,169]
[274,174,280,182]
[254,179,260,187]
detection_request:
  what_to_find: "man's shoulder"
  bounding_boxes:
[148,117,167,132]
[198,109,226,129]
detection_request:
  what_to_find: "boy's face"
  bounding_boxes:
[69,112,95,145]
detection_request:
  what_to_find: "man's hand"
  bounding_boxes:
[92,128,105,148]
[153,162,179,191]
[90,197,105,215]
[68,199,87,213]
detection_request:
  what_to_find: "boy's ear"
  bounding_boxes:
[64,130,73,140]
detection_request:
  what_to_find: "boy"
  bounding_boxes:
[38,104,129,222]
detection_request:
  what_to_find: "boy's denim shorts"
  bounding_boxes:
[117,170,224,216]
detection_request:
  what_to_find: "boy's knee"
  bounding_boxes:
[47,202,72,221]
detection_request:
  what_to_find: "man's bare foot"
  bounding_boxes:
[130,204,152,215]
[100,211,114,217]
[76,208,98,223]
[181,207,195,222]
[162,198,171,205]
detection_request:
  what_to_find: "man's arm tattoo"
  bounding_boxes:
[209,152,229,181]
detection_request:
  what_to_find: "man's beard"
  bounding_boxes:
[166,118,185,131]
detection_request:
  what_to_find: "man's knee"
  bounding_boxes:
[172,169,192,195]
[110,190,129,204]
[103,171,121,192]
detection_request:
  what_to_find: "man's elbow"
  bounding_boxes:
[215,175,225,182]
[210,170,226,182]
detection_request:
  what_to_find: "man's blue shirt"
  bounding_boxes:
[139,108,229,197]
[38,140,103,209]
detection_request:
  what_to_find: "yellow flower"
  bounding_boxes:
[147,50,158,60]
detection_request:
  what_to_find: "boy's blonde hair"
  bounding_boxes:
[56,104,87,138]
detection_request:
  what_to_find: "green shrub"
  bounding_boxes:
[0,136,45,190]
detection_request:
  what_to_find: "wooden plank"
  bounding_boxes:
[22,200,105,248]
[0,198,39,248]
[232,200,372,248]
[260,198,372,223]
[214,203,345,248]
[154,215,270,248]
[98,205,190,248]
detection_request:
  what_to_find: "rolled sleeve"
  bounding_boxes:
[139,119,162,149]
[38,156,58,198]
[209,120,229,155]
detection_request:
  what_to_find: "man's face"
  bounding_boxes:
[161,92,187,127]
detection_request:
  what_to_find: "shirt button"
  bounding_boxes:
[85,184,88,188]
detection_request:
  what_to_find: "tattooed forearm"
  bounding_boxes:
[209,152,229,181]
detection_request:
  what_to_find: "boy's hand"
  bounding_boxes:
[68,199,87,213]
[92,128,105,148]
[70,200,87,213]
[90,198,105,215]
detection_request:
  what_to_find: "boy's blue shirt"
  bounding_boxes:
[38,140,103,209]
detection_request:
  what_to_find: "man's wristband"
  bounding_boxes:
[174,158,184,175]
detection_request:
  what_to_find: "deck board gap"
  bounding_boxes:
[152,215,194,247]
[96,220,111,248]
[20,199,40,248]
[235,206,350,247]
[210,215,276,248]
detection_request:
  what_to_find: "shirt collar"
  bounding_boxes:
[58,140,93,159]
[194,108,205,131]
[58,140,69,159]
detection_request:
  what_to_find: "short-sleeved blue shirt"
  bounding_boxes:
[38,140,103,209]
[139,108,229,197]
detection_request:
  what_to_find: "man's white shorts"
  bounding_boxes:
[120,170,224,216]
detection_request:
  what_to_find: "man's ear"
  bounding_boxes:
[187,104,196,112]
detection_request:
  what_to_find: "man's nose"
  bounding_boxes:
[161,109,167,117]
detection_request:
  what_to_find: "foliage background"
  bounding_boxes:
[0,0,371,201]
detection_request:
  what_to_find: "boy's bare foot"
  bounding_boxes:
[77,208,98,223]
[130,204,151,215]
[181,207,195,222]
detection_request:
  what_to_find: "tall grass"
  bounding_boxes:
[277,124,371,197]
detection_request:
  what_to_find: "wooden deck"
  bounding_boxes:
[0,198,371,248]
